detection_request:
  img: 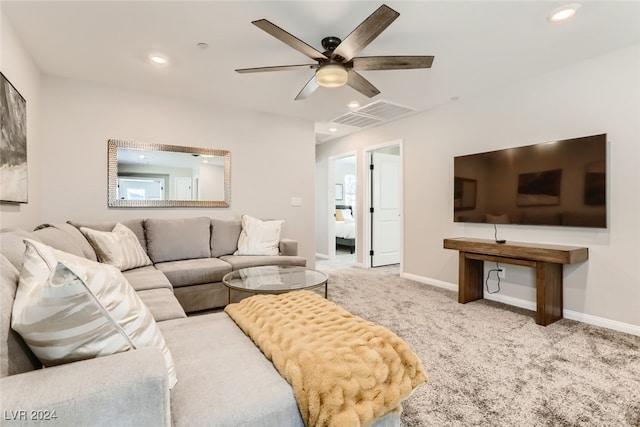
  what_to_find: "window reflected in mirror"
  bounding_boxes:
[108,139,230,208]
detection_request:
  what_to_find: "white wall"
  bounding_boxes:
[316,44,640,331]
[13,75,316,265]
[0,13,42,229]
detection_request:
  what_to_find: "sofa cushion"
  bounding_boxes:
[80,223,152,271]
[145,218,211,263]
[159,313,305,427]
[0,228,40,271]
[279,238,299,257]
[220,255,306,271]
[234,215,284,256]
[172,282,229,313]
[0,254,41,377]
[210,218,242,258]
[154,258,232,288]
[137,288,187,322]
[13,239,177,388]
[122,265,173,292]
[33,223,97,261]
[68,219,147,252]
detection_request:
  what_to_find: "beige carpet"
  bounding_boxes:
[321,266,640,427]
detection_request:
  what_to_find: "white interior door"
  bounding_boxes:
[175,177,192,200]
[371,151,401,266]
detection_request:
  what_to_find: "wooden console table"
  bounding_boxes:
[443,238,588,326]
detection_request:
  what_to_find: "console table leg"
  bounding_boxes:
[459,252,484,303]
[536,262,563,326]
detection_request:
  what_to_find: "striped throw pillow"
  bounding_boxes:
[80,223,152,271]
[12,239,177,388]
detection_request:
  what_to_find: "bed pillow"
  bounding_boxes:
[12,239,177,389]
[80,223,152,271]
[234,215,283,256]
[340,209,354,221]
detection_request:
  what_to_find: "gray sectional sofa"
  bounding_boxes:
[0,217,405,426]
[66,217,307,314]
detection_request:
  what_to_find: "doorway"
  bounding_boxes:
[364,142,402,268]
[327,153,357,267]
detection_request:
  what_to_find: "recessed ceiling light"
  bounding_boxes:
[547,4,581,23]
[149,54,168,66]
[347,101,360,109]
[329,127,338,133]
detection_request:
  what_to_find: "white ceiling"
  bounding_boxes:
[3,1,639,142]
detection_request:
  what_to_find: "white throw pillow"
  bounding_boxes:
[234,214,283,256]
[12,239,177,388]
[80,223,152,271]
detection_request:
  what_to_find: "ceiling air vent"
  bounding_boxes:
[330,100,415,129]
[332,112,382,128]
[356,100,415,120]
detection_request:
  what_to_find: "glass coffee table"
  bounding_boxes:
[222,265,328,304]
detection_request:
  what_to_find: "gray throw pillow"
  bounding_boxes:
[145,217,211,263]
[210,219,242,258]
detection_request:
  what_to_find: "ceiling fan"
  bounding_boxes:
[235,4,434,100]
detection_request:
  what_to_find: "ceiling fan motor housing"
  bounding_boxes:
[321,36,346,62]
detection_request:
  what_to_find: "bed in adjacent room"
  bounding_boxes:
[335,204,355,254]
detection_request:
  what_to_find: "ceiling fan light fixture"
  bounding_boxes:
[316,64,348,88]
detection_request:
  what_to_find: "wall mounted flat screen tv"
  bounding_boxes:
[454,134,606,228]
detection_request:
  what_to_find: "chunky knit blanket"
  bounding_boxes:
[224,290,427,427]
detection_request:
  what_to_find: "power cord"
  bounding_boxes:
[485,262,502,294]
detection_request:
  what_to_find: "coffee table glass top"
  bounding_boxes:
[222,266,327,293]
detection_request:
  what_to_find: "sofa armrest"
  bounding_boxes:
[0,347,170,426]
[279,238,298,256]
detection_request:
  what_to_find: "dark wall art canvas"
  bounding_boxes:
[0,72,27,203]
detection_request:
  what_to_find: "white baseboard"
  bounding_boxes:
[483,292,537,311]
[401,272,457,292]
[401,272,640,337]
[562,310,640,336]
[315,253,329,260]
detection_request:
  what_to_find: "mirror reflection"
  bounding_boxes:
[108,139,230,208]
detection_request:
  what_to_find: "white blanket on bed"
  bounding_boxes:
[335,220,355,239]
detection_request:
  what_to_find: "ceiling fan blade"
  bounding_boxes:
[236,64,317,73]
[351,56,434,70]
[333,4,400,62]
[295,75,320,100]
[346,70,380,98]
[252,19,328,61]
